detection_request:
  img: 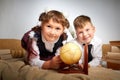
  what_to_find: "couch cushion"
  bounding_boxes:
[106,52,120,60]
[11,49,26,58]
[0,49,26,59]
[111,46,120,53]
[105,52,120,64]
[0,39,22,50]
[0,49,12,60]
[102,44,111,59]
[0,49,10,54]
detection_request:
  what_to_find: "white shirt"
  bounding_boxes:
[71,36,102,67]
[28,30,73,68]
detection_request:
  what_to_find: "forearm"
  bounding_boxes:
[42,55,62,69]
[29,57,45,68]
[41,60,52,69]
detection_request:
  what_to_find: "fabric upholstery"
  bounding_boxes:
[0,39,26,58]
[0,39,120,80]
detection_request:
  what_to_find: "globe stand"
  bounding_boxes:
[58,44,88,75]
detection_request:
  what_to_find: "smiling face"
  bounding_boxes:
[76,22,95,44]
[41,19,64,42]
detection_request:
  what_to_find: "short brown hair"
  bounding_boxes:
[73,15,93,29]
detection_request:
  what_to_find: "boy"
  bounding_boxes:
[72,15,102,67]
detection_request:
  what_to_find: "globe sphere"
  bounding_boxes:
[60,42,82,65]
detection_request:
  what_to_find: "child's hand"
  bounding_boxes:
[79,64,83,69]
[78,64,90,69]
[50,55,62,69]
[42,55,62,69]
[88,64,91,68]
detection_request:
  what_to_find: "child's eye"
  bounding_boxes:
[47,25,51,28]
[56,27,61,30]
[86,29,89,31]
[79,32,83,34]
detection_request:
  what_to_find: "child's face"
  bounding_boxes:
[41,19,64,42]
[76,22,95,44]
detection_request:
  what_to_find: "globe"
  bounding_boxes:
[60,42,82,65]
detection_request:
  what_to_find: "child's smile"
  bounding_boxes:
[76,22,95,44]
[42,19,64,42]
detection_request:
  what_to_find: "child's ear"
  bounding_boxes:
[93,26,96,33]
[93,26,95,30]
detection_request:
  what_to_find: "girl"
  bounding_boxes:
[21,10,73,69]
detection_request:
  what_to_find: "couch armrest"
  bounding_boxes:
[102,44,111,59]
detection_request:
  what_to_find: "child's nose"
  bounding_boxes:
[50,29,56,35]
[83,31,87,36]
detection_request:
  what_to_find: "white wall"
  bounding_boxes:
[0,0,120,43]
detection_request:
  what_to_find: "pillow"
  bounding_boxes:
[106,52,120,60]
[0,49,10,54]
[0,49,12,60]
[10,49,26,58]
[111,46,120,53]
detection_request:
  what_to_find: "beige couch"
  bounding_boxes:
[102,41,120,70]
[0,39,120,69]
[0,39,120,80]
[0,39,26,59]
